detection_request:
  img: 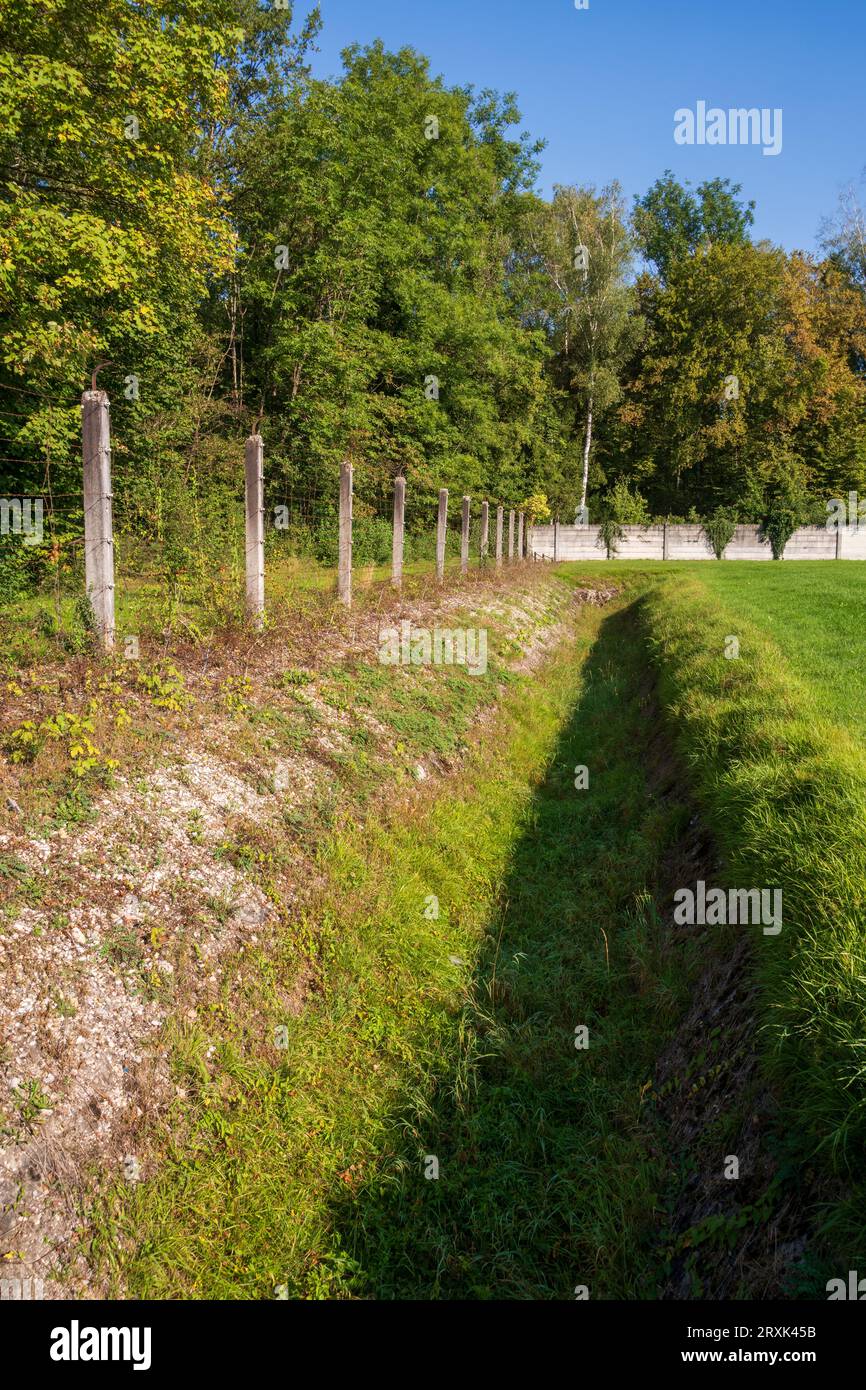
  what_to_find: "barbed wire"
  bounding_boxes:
[0,380,81,406]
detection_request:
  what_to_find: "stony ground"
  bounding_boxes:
[0,567,581,1298]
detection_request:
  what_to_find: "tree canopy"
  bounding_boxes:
[1,1,864,598]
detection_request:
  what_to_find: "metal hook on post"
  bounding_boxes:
[90,361,114,392]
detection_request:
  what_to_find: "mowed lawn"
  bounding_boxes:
[693,562,866,743]
[560,560,866,744]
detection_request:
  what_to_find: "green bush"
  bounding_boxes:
[597,480,651,557]
[702,505,738,559]
[0,538,47,602]
[352,516,393,567]
[760,497,803,559]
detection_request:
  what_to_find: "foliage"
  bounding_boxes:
[633,171,755,283]
[520,492,552,524]
[229,40,553,521]
[525,182,642,509]
[761,486,807,559]
[604,478,651,525]
[606,237,866,521]
[702,505,738,559]
[0,16,864,598]
[596,480,651,557]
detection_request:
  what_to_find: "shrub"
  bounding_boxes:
[520,492,552,525]
[760,494,803,559]
[0,537,49,602]
[702,506,738,560]
[597,480,650,558]
[352,516,393,567]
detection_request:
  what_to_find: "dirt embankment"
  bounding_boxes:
[0,568,584,1298]
[2,576,811,1302]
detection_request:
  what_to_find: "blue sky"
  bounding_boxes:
[307,0,865,255]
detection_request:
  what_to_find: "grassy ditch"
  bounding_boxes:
[641,574,866,1275]
[96,592,701,1300]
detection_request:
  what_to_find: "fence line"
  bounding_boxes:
[32,381,844,646]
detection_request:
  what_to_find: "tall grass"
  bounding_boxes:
[642,574,866,1261]
[97,596,695,1299]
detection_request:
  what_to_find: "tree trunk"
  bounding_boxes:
[229,279,240,412]
[579,391,594,512]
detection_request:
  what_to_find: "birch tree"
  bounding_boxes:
[530,183,640,513]
[821,174,866,300]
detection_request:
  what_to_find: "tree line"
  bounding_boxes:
[2,0,864,598]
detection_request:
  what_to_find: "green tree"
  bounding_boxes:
[230,41,556,518]
[528,182,641,514]
[0,0,321,594]
[633,171,754,283]
[616,238,866,518]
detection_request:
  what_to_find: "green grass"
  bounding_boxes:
[560,556,866,741]
[641,570,866,1268]
[557,556,866,709]
[95,594,702,1300]
[18,555,866,1297]
[693,562,866,743]
[0,550,464,671]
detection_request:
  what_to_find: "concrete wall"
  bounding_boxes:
[528,522,866,561]
[528,524,600,560]
[665,524,715,560]
[840,529,866,559]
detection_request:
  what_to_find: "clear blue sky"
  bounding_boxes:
[307,0,865,255]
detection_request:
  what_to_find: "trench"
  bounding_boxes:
[322,595,818,1299]
[101,585,826,1300]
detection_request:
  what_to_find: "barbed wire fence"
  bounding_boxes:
[0,381,532,652]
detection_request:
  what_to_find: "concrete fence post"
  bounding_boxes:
[480,500,489,564]
[436,488,448,582]
[508,509,515,561]
[338,459,352,606]
[662,522,669,561]
[461,495,470,575]
[554,518,558,562]
[517,510,524,560]
[82,388,115,650]
[244,433,265,627]
[495,506,504,568]
[392,475,405,586]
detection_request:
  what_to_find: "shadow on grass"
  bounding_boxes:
[326,599,697,1300]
